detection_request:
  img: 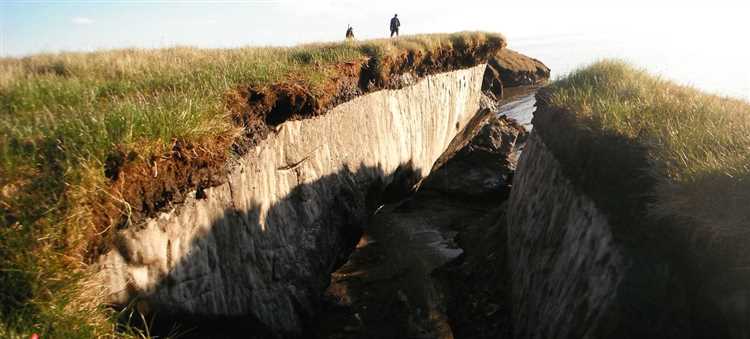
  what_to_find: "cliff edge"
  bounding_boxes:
[507,60,750,339]
[0,33,513,337]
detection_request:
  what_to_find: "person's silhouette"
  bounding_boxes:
[390,14,400,37]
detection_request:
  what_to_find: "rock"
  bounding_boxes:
[421,113,527,200]
[478,93,499,113]
[482,64,503,99]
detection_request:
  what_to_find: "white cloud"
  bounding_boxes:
[71,17,94,25]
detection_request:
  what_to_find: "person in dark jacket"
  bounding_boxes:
[346,25,354,40]
[390,14,400,37]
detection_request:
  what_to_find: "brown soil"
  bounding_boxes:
[234,43,503,129]
[489,49,550,88]
[88,134,235,258]
[88,43,503,261]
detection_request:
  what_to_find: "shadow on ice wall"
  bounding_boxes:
[112,161,424,339]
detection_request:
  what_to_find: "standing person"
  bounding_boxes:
[390,14,400,37]
[346,25,355,40]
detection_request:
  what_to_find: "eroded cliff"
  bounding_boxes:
[98,65,488,335]
[503,78,746,338]
[507,133,630,338]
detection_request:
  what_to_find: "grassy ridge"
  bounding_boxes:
[541,60,750,237]
[0,32,505,337]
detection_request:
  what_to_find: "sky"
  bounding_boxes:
[2,0,749,98]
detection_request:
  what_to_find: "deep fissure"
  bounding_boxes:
[104,52,550,338]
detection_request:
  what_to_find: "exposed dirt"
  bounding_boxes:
[488,49,550,88]
[88,135,234,258]
[89,44,551,271]
[482,65,504,99]
[89,44,504,261]
[234,44,503,129]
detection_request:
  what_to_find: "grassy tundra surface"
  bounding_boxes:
[0,32,505,337]
[536,60,750,241]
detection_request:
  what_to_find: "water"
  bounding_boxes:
[497,31,750,131]
[499,94,537,131]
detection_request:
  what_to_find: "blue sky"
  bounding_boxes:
[2,0,498,56]
[1,0,749,98]
[3,0,745,57]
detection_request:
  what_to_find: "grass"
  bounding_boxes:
[0,31,505,337]
[540,60,750,238]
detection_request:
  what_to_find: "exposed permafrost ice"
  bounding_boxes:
[98,65,487,334]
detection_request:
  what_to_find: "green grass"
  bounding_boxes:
[541,60,750,237]
[0,31,505,337]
